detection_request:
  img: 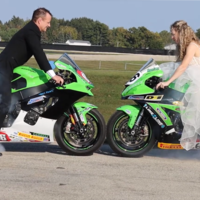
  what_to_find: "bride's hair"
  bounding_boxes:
[171,20,200,61]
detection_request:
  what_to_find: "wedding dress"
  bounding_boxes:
[159,42,200,150]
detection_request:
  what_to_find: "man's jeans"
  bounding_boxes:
[0,72,11,128]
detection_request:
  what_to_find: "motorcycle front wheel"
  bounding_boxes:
[107,111,158,157]
[54,109,106,156]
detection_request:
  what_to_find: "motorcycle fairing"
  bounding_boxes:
[1,110,56,142]
[73,102,98,124]
[116,105,141,128]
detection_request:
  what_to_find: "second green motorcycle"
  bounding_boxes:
[107,59,192,157]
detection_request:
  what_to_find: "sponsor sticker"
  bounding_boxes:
[27,96,44,105]
[156,108,167,120]
[158,142,183,149]
[0,132,11,141]
[39,89,54,96]
[145,95,163,101]
[56,63,67,69]
[125,110,131,115]
[80,114,84,122]
[18,132,44,141]
[173,101,183,106]
[31,132,50,141]
[128,95,144,100]
[144,104,165,128]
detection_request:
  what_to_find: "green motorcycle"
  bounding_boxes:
[0,53,106,155]
[107,58,190,157]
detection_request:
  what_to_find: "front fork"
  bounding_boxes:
[69,106,83,127]
[65,106,86,135]
[64,102,98,134]
[116,105,142,129]
[131,109,145,135]
[135,108,144,126]
[116,105,147,135]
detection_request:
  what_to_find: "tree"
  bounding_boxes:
[92,21,109,46]
[0,28,19,41]
[77,32,82,40]
[128,26,150,48]
[69,17,95,43]
[137,26,153,49]
[127,27,164,49]
[45,17,60,43]
[109,27,130,47]
[159,30,172,46]
[148,32,164,49]
[57,18,68,26]
[128,27,141,48]
[57,26,78,42]
[196,29,200,40]
[5,16,25,29]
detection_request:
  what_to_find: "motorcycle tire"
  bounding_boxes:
[54,109,106,156]
[107,111,159,157]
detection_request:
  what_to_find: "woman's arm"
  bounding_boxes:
[156,42,197,89]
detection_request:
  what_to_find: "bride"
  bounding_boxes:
[156,20,200,150]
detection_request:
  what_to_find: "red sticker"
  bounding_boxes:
[0,132,11,141]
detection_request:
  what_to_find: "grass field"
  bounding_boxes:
[24,58,167,122]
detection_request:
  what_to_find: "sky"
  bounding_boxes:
[0,0,200,33]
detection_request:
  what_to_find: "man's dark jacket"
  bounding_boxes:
[0,20,51,78]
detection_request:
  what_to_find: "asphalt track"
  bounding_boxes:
[1,142,200,200]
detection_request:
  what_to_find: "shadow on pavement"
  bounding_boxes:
[0,142,108,157]
[147,148,200,160]
[98,144,200,160]
[0,142,117,157]
[2,142,200,160]
[97,144,120,157]
[0,142,67,155]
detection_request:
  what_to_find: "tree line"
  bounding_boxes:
[1,16,200,49]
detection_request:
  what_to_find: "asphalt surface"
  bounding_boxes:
[1,142,200,200]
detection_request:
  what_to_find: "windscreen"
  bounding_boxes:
[139,58,156,72]
[125,58,158,86]
[58,53,82,71]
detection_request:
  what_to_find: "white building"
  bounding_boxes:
[65,40,91,46]
[164,44,176,50]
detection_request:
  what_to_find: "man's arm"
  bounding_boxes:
[25,30,64,84]
[25,30,52,72]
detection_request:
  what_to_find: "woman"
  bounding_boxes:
[156,20,200,150]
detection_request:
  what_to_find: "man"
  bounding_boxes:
[0,7,64,128]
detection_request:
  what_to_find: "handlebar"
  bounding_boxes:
[49,79,65,88]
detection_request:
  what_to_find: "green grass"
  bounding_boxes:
[24,58,168,123]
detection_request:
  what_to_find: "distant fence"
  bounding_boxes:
[75,60,145,71]
[0,42,176,55]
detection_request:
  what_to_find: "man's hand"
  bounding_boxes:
[52,75,64,85]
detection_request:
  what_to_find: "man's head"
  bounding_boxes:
[32,8,52,32]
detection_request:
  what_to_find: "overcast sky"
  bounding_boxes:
[1,0,200,32]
